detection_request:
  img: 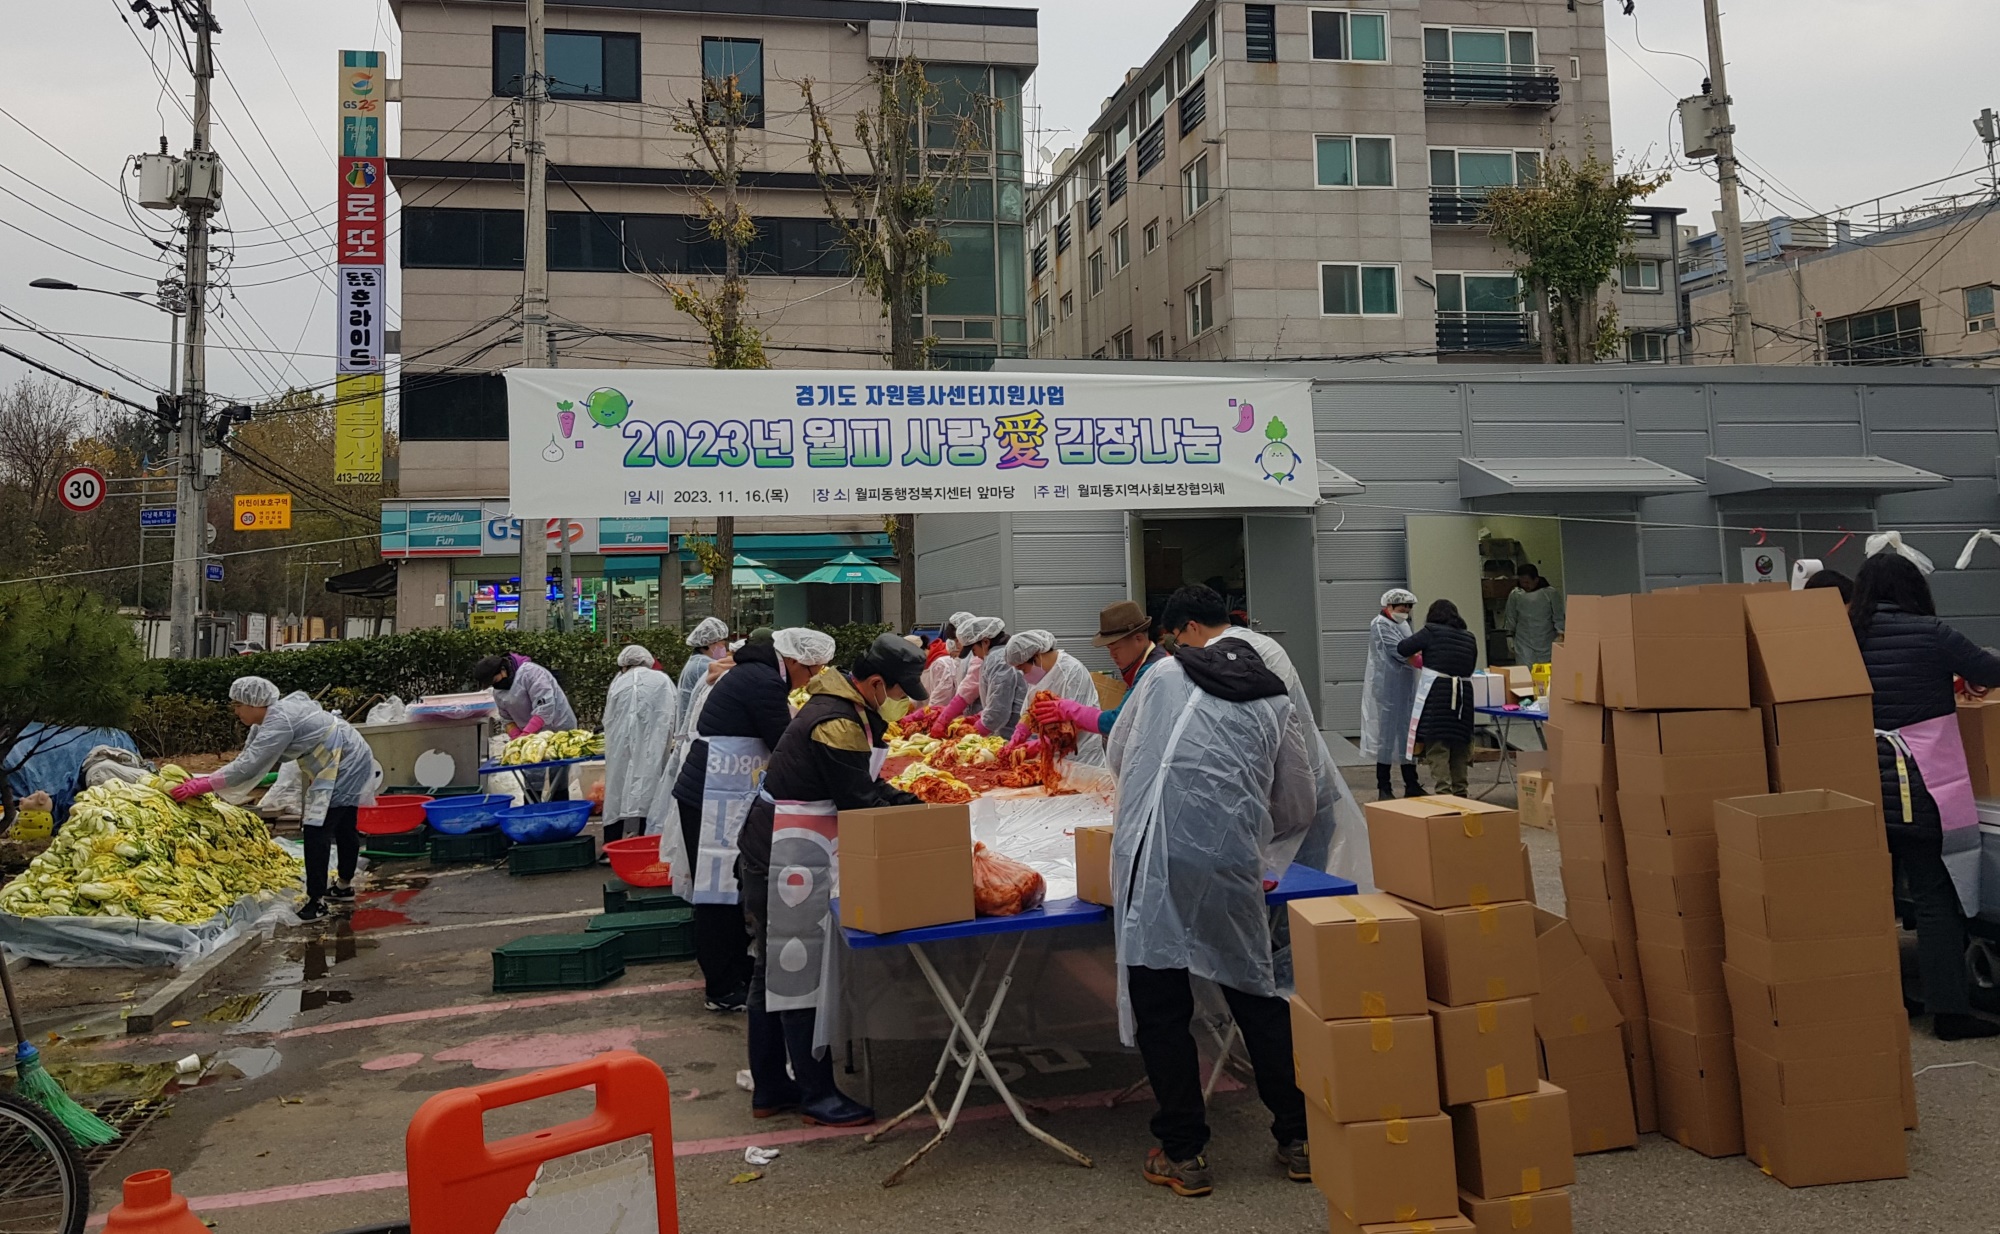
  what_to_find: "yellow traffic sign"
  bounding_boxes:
[234,493,293,530]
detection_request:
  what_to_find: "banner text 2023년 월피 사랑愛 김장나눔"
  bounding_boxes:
[504,370,1319,519]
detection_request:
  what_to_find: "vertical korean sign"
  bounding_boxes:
[335,50,386,484]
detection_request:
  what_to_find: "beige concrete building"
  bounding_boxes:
[1025,0,1679,365]
[384,0,1037,630]
[1684,204,2000,366]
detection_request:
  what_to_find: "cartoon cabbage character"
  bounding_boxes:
[584,388,631,428]
[1256,416,1300,483]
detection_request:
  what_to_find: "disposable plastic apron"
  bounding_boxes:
[1403,669,1468,761]
[1879,712,1981,916]
[690,736,768,905]
[765,734,887,1023]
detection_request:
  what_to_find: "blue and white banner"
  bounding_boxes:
[504,369,1318,519]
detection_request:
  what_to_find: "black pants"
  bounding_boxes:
[1375,762,1422,798]
[1888,819,1970,1015]
[677,801,753,1000]
[306,805,361,901]
[740,870,846,1108]
[1126,965,1306,1161]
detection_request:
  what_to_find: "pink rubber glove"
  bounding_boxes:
[1035,696,1103,734]
[168,775,214,802]
[521,715,548,736]
[929,695,968,738]
[972,717,990,737]
[506,724,522,739]
[1009,721,1032,747]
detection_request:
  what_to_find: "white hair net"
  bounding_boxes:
[617,644,655,669]
[685,616,729,647]
[229,676,281,707]
[773,627,837,667]
[1004,629,1057,666]
[957,616,1004,646]
[1380,588,1417,608]
[947,610,975,633]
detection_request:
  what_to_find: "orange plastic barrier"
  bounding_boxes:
[104,1170,209,1234]
[405,1049,677,1234]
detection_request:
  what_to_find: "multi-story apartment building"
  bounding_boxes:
[384,0,1037,630]
[1024,0,1678,366]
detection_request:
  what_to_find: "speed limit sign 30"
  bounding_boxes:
[58,466,105,513]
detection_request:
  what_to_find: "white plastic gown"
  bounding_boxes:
[978,645,1027,736]
[1359,612,1418,764]
[677,653,716,714]
[1219,625,1374,891]
[1106,657,1316,1044]
[601,666,680,824]
[211,691,376,827]
[1035,650,1105,765]
[492,658,576,733]
[921,652,960,704]
[655,667,721,851]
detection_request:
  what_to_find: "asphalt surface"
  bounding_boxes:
[11,771,1997,1233]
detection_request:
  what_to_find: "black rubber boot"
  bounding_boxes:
[781,1009,873,1126]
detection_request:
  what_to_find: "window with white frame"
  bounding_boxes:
[1186,14,1215,76]
[1310,10,1389,62]
[1187,278,1214,336]
[1627,332,1669,363]
[1032,293,1050,337]
[1966,284,1996,332]
[1435,271,1521,315]
[1088,248,1105,297]
[1182,153,1212,217]
[1059,292,1073,320]
[1110,224,1130,272]
[1315,135,1395,187]
[1422,26,1537,69]
[1320,263,1400,316]
[1147,331,1165,359]
[1143,219,1161,253]
[1620,259,1662,292]
[1109,114,1130,159]
[1429,147,1540,189]
[1111,329,1133,359]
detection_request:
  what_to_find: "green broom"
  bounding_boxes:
[0,954,117,1146]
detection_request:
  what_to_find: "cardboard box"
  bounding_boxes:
[1622,829,1717,878]
[1636,940,1726,995]
[1733,1037,1904,1106]
[1549,698,1610,743]
[1552,602,1601,705]
[1623,1018,1659,1134]
[1404,900,1542,1006]
[1550,1068,1638,1155]
[1603,974,1649,1023]
[1763,696,1882,807]
[1645,985,1734,1036]
[1538,1020,1624,1080]
[1448,1081,1575,1200]
[837,803,974,934]
[1307,1102,1459,1225]
[1367,797,1527,909]
[1763,694,1875,746]
[1724,924,1900,984]
[1555,817,1620,866]
[1517,771,1554,830]
[1714,789,1885,861]
[1530,909,1624,1039]
[1626,867,1722,921]
[1520,843,1537,907]
[1717,853,1894,942]
[1073,824,1113,907]
[1654,1060,1744,1158]
[1550,737,1615,790]
[1630,906,1724,951]
[1331,1214,1475,1234]
[1598,592,1751,712]
[1721,963,1903,1046]
[1741,1091,1908,1186]
[1291,895,1430,1020]
[1611,709,1768,795]
[1958,694,2000,799]
[1650,1019,1734,1081]
[1460,1188,1572,1234]
[1431,997,1539,1104]
[1742,587,1873,704]
[1558,857,1627,908]
[1291,1000,1441,1122]
[1617,787,1751,840]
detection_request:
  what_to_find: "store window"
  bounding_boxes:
[493,27,640,100]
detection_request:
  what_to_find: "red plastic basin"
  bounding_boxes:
[358,794,434,835]
[604,835,673,887]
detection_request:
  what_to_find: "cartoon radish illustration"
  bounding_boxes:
[1230,398,1256,433]
[542,436,565,462]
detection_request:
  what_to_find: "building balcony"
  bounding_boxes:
[1423,62,1560,106]
[1429,189,1492,227]
[1437,312,1535,352]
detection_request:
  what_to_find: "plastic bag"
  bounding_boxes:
[366,695,408,725]
[971,842,1046,917]
[81,746,152,789]
[257,761,303,814]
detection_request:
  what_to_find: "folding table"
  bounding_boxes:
[1473,704,1547,800]
[475,755,603,804]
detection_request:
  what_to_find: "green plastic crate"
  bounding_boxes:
[492,932,624,992]
[585,908,695,962]
[430,828,511,866]
[361,826,430,860]
[602,879,692,915]
[508,834,597,876]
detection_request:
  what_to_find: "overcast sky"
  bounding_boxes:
[3,0,1994,408]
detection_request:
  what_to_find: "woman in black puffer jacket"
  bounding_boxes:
[1851,551,2000,1041]
[1398,599,1480,797]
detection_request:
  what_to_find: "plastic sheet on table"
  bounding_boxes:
[407,692,499,723]
[966,765,1114,903]
[0,889,301,969]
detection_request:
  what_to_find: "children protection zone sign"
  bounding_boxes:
[505,370,1320,519]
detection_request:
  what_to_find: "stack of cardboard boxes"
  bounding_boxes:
[1744,589,1882,820]
[1546,596,1656,1134]
[1531,908,1638,1155]
[1716,790,1911,1185]
[1362,796,1575,1233]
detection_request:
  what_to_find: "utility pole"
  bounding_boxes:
[170,0,219,657]
[516,0,551,632]
[1700,0,1756,364]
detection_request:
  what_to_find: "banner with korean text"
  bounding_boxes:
[334,49,387,483]
[505,369,1318,519]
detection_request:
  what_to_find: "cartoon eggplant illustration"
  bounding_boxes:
[1230,398,1256,433]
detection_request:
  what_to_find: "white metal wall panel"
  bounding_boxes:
[1313,382,1463,433]
[917,512,1004,553]
[1878,483,2000,525]
[1321,581,1407,618]
[1467,422,1630,457]
[918,531,1002,597]
[1320,630,1370,682]
[1323,681,1363,734]
[1467,384,1627,422]
[1633,430,1710,478]
[1630,383,1707,432]
[1711,422,1866,456]
[1318,432,1464,481]
[1317,530,1407,580]
[1317,482,1457,534]
[1011,511,1125,534]
[1712,384,1863,424]
[1867,431,1998,478]
[1862,385,1999,432]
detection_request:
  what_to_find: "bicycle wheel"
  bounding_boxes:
[0,1091,87,1234]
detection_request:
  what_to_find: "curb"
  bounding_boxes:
[124,928,268,1035]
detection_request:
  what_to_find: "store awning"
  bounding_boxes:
[1704,456,1949,496]
[1318,460,1365,497]
[323,561,398,600]
[1457,457,1702,499]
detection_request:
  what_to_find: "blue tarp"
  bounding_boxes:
[3,725,141,823]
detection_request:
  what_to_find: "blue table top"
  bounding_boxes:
[840,863,1357,949]
[1475,705,1547,722]
[477,755,606,775]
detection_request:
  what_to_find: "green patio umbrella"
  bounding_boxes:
[682,554,796,589]
[795,552,902,585]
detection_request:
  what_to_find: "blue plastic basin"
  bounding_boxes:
[499,800,594,844]
[422,794,514,834]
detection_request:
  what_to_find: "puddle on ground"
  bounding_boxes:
[225,988,354,1035]
[349,907,412,932]
[205,1046,282,1082]
[301,927,361,980]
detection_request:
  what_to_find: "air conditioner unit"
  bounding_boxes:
[1679,95,1721,159]
[136,152,181,210]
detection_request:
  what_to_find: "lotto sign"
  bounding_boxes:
[338,157,385,264]
[57,466,105,513]
[234,493,293,530]
[337,265,385,373]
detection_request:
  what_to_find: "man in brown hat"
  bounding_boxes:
[1031,599,1170,738]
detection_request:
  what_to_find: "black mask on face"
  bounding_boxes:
[492,673,513,692]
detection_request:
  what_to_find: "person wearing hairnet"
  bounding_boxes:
[678,617,733,713]
[664,627,793,1011]
[1000,630,1106,765]
[601,645,679,848]
[169,677,378,922]
[967,619,1027,738]
[929,613,997,737]
[921,612,973,703]
[737,633,929,1127]
[1361,589,1422,801]
[1030,600,1170,740]
[471,651,578,801]
[1106,615,1317,1196]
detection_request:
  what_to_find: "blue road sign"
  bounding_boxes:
[204,562,224,583]
[140,508,177,528]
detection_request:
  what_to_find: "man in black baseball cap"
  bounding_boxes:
[851,631,930,707]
